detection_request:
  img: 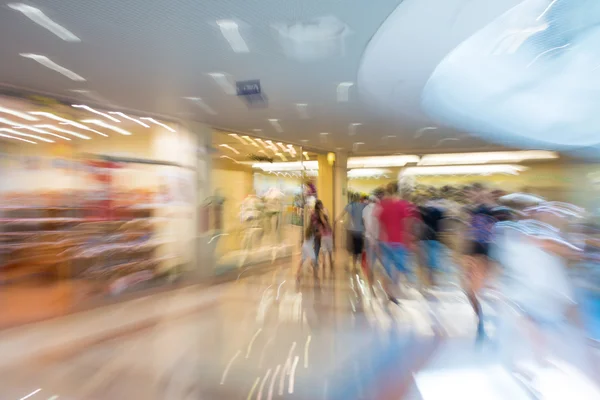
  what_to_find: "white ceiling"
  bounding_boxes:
[0,0,520,154]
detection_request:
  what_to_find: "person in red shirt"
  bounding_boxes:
[376,182,418,304]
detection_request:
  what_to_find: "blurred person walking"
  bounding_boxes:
[418,193,447,287]
[463,183,498,341]
[494,202,595,391]
[376,182,418,304]
[296,224,318,283]
[362,188,385,288]
[337,193,366,272]
[311,200,334,276]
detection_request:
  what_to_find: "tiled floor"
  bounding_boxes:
[0,254,597,399]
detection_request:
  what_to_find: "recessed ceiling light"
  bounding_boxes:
[72,105,120,122]
[319,132,329,136]
[184,97,217,115]
[268,119,283,133]
[9,3,80,42]
[0,106,38,121]
[107,112,150,127]
[348,123,362,136]
[139,117,176,132]
[82,119,132,135]
[216,19,249,53]
[300,139,309,143]
[208,72,236,95]
[20,53,85,81]
[252,128,262,132]
[337,82,354,102]
[29,111,107,136]
[296,103,309,119]
[414,126,438,138]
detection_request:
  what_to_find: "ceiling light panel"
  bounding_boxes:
[20,54,85,81]
[216,20,249,53]
[337,82,354,102]
[8,3,80,42]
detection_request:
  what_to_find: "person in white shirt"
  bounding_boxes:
[362,188,384,287]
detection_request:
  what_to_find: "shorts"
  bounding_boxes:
[380,242,409,279]
[348,231,364,255]
[466,241,489,257]
[320,235,333,253]
[421,240,444,271]
[302,243,317,263]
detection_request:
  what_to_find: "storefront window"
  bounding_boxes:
[209,130,322,272]
[0,94,197,327]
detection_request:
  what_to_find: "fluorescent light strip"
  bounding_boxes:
[414,126,437,138]
[228,133,247,145]
[20,53,85,81]
[139,117,176,132]
[253,161,318,172]
[208,72,236,95]
[337,82,354,102]
[275,153,288,161]
[107,112,150,127]
[347,155,420,168]
[219,144,240,154]
[14,125,70,140]
[0,106,38,121]
[34,124,90,140]
[302,152,310,161]
[9,3,80,42]
[418,151,558,166]
[348,168,391,178]
[29,111,108,136]
[0,128,53,143]
[0,132,36,144]
[254,138,270,149]
[72,105,120,122]
[401,164,528,176]
[242,135,259,147]
[216,20,249,53]
[82,119,132,135]
[220,155,240,164]
[268,119,283,133]
[276,142,287,151]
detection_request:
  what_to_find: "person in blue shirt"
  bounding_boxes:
[337,193,367,271]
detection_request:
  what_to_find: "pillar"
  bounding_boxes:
[179,120,213,278]
[333,152,348,249]
[317,154,334,217]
